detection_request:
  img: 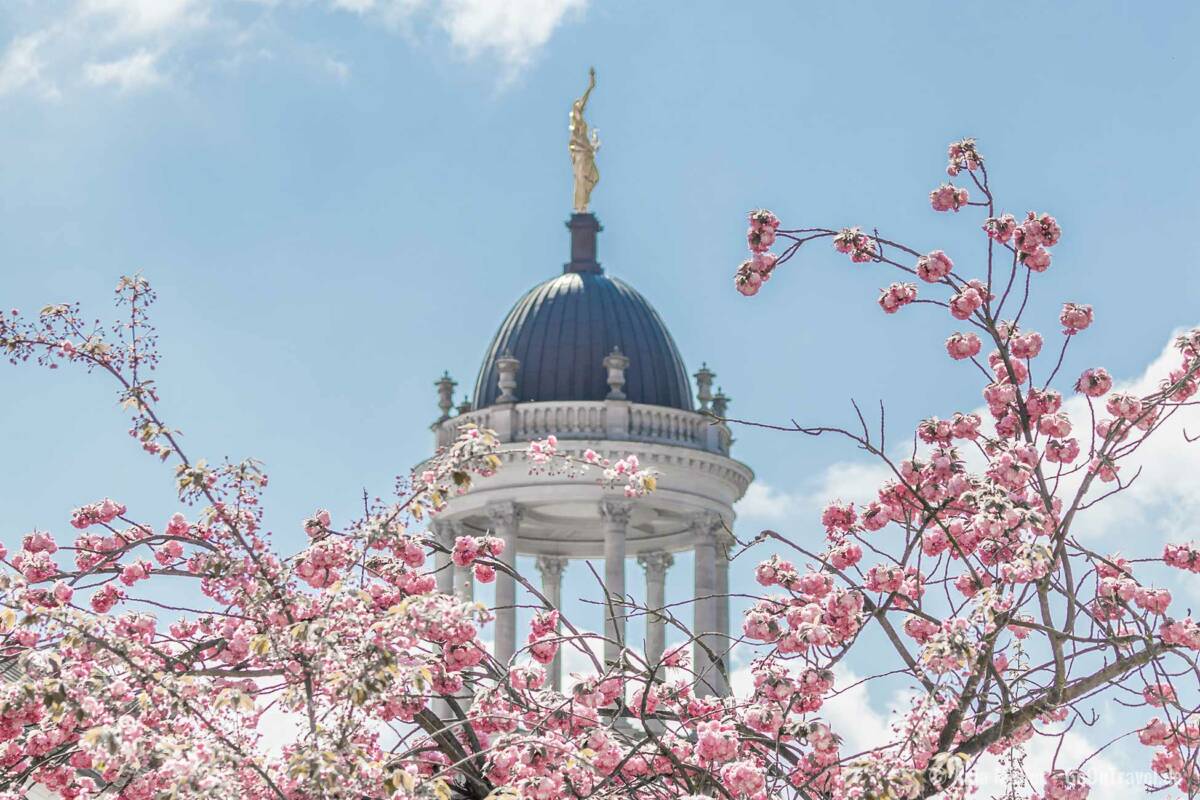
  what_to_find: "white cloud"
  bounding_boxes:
[328,0,587,76]
[0,34,57,99]
[83,49,164,90]
[1055,329,1200,546]
[0,0,585,100]
[0,0,200,97]
[735,462,893,527]
[329,0,406,13]
[78,0,208,39]
[439,0,586,72]
[735,481,804,522]
[322,55,350,82]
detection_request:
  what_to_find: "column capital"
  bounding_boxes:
[535,554,569,580]
[689,510,724,540]
[485,501,522,528]
[600,497,634,525]
[429,518,452,544]
[637,550,674,578]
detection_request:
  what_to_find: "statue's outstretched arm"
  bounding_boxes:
[579,67,596,110]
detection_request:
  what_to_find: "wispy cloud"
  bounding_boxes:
[0,0,206,98]
[439,0,587,74]
[0,0,587,101]
[1053,329,1200,546]
[328,0,588,79]
[0,34,57,99]
[321,54,350,82]
[77,0,209,38]
[83,49,164,90]
[735,462,893,529]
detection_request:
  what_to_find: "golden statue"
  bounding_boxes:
[569,67,601,213]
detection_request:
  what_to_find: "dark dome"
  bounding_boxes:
[473,270,694,411]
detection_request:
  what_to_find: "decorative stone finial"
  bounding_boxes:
[694,363,715,411]
[495,352,520,404]
[712,388,729,419]
[435,372,457,421]
[456,398,474,415]
[603,346,630,400]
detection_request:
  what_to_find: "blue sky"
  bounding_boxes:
[3,2,1200,785]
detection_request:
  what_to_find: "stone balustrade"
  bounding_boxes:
[435,398,730,455]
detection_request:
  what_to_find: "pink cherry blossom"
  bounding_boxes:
[878,282,917,314]
[983,212,1017,243]
[832,227,876,262]
[1060,302,1094,334]
[1075,367,1113,397]
[930,183,969,212]
[946,332,981,360]
[916,250,954,282]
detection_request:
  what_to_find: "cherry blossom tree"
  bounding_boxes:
[733,138,1200,799]
[1,137,1198,800]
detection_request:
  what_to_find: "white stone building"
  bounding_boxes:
[426,210,753,694]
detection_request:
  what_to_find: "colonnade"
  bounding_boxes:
[433,503,731,696]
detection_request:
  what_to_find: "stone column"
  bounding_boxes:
[487,502,521,666]
[450,521,474,602]
[715,529,733,684]
[535,555,568,690]
[600,499,633,668]
[431,519,458,721]
[637,551,673,667]
[691,511,727,696]
[433,520,454,596]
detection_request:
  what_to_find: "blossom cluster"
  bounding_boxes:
[525,435,658,497]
